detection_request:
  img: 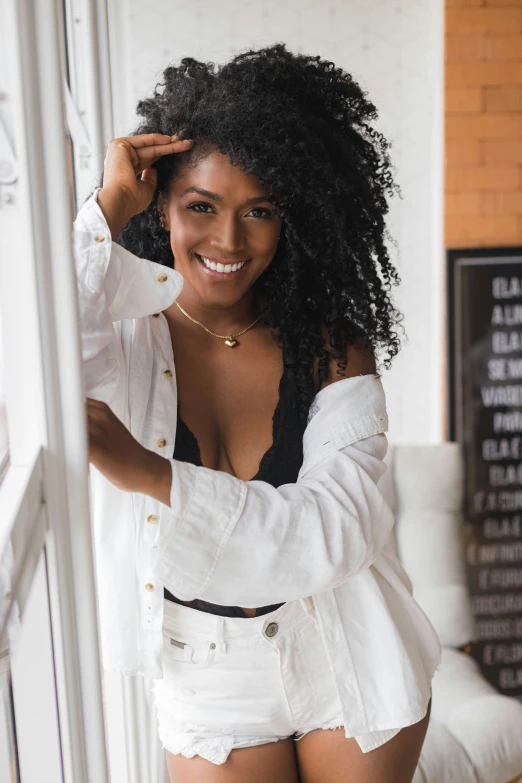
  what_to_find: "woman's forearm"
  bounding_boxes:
[86,398,172,504]
[97,187,135,240]
[139,450,172,507]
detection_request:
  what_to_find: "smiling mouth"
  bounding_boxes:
[195,253,251,275]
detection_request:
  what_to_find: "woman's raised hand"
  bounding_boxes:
[97,133,193,238]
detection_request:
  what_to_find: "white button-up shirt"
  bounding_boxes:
[71,188,441,735]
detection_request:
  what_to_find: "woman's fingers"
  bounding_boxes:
[118,137,192,179]
[107,134,192,172]
[124,133,193,167]
[135,138,193,171]
[99,132,193,222]
[140,167,157,187]
[123,132,186,149]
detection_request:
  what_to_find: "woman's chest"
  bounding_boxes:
[171,333,285,482]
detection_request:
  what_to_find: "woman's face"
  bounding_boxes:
[158,151,282,308]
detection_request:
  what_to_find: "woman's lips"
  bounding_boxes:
[195,253,251,281]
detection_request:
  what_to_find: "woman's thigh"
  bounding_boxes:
[295,699,431,783]
[165,737,300,783]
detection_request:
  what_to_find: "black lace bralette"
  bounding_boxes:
[164,358,306,617]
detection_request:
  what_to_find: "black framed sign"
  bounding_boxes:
[448,247,522,702]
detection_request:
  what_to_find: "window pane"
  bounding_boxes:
[0,657,20,782]
[0,306,8,489]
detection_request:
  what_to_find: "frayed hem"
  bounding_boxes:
[294,719,403,754]
[160,732,234,765]
[295,717,345,741]
[160,732,289,765]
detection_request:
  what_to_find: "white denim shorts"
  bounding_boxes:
[151,596,402,766]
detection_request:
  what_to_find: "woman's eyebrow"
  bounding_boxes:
[182,186,271,205]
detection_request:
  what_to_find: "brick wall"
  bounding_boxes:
[445,0,522,248]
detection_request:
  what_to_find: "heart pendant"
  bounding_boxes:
[224,338,238,347]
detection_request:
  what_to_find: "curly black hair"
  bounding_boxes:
[112,43,403,422]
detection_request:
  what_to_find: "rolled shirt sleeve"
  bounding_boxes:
[152,375,394,607]
[73,194,121,404]
[72,188,182,405]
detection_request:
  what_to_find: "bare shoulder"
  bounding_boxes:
[313,325,377,393]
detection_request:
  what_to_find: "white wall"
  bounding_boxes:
[110,0,445,444]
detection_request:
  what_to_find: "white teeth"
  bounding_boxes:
[200,256,247,274]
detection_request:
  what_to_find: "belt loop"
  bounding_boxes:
[215,616,227,654]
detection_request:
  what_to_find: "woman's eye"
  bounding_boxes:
[187,202,213,213]
[248,208,273,219]
[186,203,273,219]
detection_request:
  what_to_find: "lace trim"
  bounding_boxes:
[175,350,291,482]
[176,395,284,480]
[175,403,203,467]
[253,363,286,479]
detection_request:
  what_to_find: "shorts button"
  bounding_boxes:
[265,622,279,638]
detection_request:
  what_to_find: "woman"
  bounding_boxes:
[80,44,441,782]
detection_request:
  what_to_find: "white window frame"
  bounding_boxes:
[0,0,110,780]
[1,1,166,780]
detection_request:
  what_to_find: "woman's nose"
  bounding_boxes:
[210,215,246,255]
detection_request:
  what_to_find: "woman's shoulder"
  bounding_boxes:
[312,324,377,394]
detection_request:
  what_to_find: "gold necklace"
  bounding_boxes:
[174,301,267,347]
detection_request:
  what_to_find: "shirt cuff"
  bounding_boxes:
[152,459,247,600]
[74,187,106,233]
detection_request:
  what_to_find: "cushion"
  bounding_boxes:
[382,444,474,648]
[417,649,522,783]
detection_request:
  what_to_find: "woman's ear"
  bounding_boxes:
[157,192,170,231]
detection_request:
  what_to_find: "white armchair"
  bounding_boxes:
[379,443,522,783]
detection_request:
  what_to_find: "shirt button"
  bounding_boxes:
[152,313,160,318]
[163,370,173,379]
[157,438,167,448]
[147,514,158,524]
[94,234,106,243]
[157,272,168,283]
[144,583,154,592]
[265,622,279,638]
